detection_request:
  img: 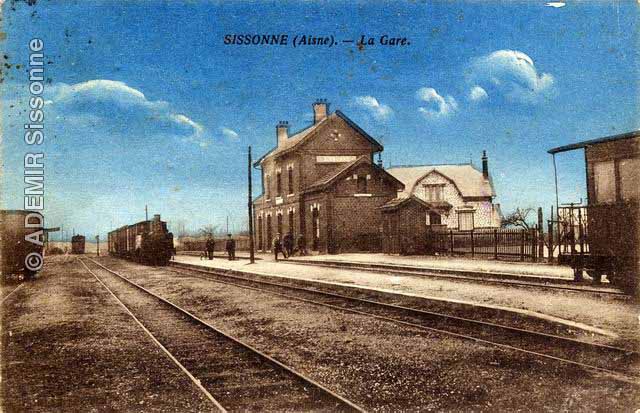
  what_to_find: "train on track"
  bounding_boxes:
[548,130,639,295]
[71,235,86,254]
[108,214,174,266]
[0,210,44,280]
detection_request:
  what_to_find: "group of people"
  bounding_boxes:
[203,231,306,262]
[272,232,307,261]
[204,234,236,261]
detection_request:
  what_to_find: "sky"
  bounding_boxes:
[1,1,638,239]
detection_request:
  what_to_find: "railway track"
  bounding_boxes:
[80,257,364,412]
[285,259,627,296]
[1,284,24,304]
[167,261,640,384]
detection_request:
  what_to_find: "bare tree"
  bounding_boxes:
[199,225,218,238]
[501,207,535,230]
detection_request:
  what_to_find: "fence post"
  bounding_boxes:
[520,230,525,261]
[449,230,454,254]
[532,228,537,262]
[547,220,554,263]
[493,228,498,260]
[470,230,475,257]
[537,207,544,261]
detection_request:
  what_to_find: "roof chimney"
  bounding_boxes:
[276,121,289,147]
[312,99,329,124]
[482,150,489,179]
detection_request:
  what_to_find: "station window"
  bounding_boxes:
[619,158,640,201]
[288,167,294,194]
[265,175,271,199]
[276,171,282,197]
[593,161,616,204]
[357,175,367,193]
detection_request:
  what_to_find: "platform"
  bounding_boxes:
[173,254,639,348]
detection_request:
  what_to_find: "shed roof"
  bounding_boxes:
[387,164,495,198]
[379,195,430,211]
[547,130,640,154]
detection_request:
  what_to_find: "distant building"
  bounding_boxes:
[386,152,502,230]
[253,100,403,253]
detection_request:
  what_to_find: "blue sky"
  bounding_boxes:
[1,1,638,239]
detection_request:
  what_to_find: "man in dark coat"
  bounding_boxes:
[272,233,283,261]
[205,236,215,260]
[283,231,294,258]
[225,234,236,261]
[297,234,307,256]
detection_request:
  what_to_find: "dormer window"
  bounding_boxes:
[423,184,444,201]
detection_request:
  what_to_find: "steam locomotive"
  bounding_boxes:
[108,214,174,266]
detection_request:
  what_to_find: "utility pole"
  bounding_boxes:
[96,235,100,257]
[248,145,255,264]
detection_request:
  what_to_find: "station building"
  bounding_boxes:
[252,100,404,253]
[386,154,502,231]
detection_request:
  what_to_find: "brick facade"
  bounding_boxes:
[253,101,402,254]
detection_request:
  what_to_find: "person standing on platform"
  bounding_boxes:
[205,236,215,260]
[297,234,308,256]
[273,233,284,261]
[283,231,294,258]
[225,234,236,261]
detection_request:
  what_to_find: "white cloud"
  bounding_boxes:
[416,87,458,118]
[469,85,488,102]
[467,50,554,104]
[545,2,565,8]
[46,79,210,147]
[353,95,394,121]
[220,127,239,140]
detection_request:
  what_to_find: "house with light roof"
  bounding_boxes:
[386,152,502,231]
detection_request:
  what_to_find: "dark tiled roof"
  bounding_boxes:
[547,130,640,154]
[304,156,404,193]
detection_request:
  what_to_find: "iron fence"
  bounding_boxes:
[428,227,539,261]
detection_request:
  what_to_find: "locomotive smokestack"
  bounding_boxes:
[312,99,329,124]
[153,214,161,221]
[482,150,489,179]
[276,121,289,148]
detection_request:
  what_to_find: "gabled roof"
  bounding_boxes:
[547,130,640,154]
[379,195,430,211]
[304,155,404,193]
[387,164,495,198]
[254,110,383,167]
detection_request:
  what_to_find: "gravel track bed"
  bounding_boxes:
[101,257,640,412]
[1,256,217,412]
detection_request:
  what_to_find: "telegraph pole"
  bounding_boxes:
[96,235,100,257]
[248,145,255,264]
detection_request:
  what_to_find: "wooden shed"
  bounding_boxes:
[379,196,430,255]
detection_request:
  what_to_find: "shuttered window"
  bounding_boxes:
[619,158,640,201]
[593,161,615,204]
[458,211,474,231]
